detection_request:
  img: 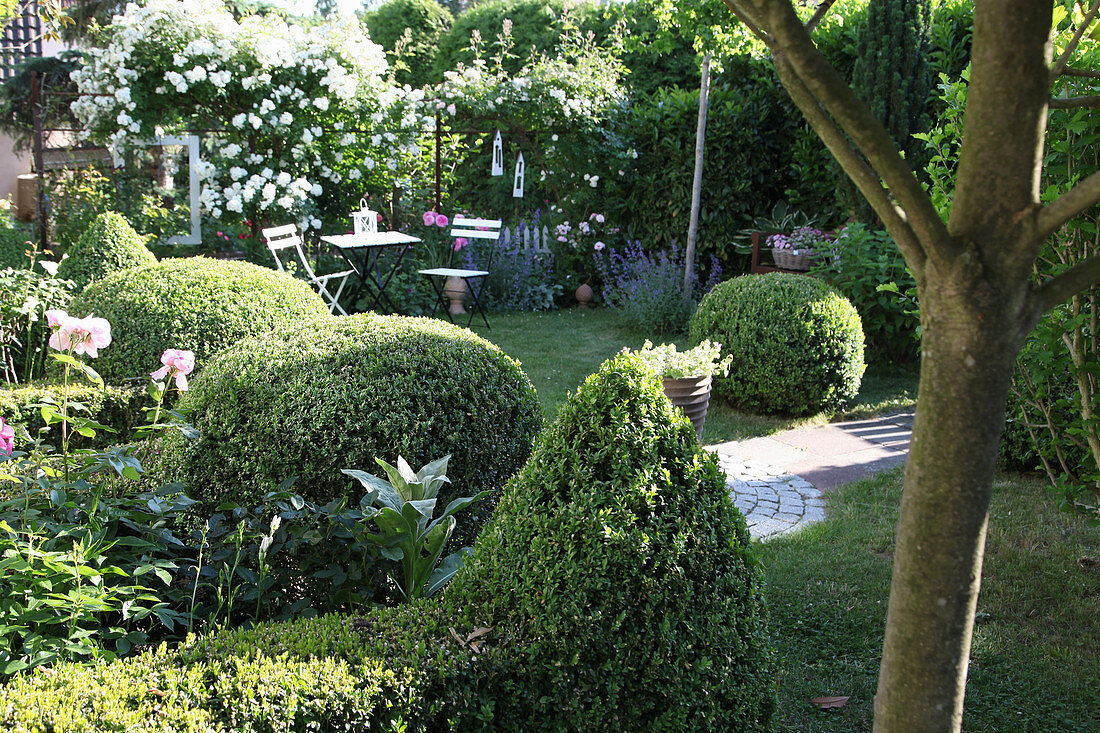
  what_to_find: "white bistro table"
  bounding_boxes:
[320,231,421,313]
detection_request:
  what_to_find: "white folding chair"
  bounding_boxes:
[418,215,503,329]
[262,224,354,316]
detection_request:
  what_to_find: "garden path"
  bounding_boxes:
[706,411,914,540]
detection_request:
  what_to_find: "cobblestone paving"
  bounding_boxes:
[709,451,827,541]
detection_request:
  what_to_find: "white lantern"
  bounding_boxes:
[512,153,525,198]
[491,130,504,176]
[352,197,378,235]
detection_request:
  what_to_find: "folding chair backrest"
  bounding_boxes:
[449,215,503,270]
[261,224,319,282]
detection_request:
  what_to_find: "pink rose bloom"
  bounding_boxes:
[595,213,605,224]
[435,214,449,228]
[47,311,112,358]
[594,241,605,251]
[0,416,14,456]
[453,237,467,251]
[151,348,196,391]
[422,211,436,226]
[447,103,456,115]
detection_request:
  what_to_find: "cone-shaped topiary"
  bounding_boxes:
[68,257,329,384]
[0,355,773,730]
[159,314,543,540]
[56,212,156,292]
[689,273,865,415]
[441,352,776,730]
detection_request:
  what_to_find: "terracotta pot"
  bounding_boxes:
[662,374,712,439]
[444,275,468,315]
[575,282,594,308]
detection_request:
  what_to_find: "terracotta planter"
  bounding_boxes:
[444,275,468,315]
[575,282,594,308]
[662,374,712,439]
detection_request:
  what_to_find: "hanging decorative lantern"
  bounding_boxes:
[512,152,525,198]
[491,130,504,176]
[352,197,378,236]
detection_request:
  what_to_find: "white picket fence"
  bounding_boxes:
[500,223,552,255]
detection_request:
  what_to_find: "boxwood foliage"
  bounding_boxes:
[690,273,865,415]
[67,257,329,385]
[159,314,543,534]
[440,352,775,730]
[0,226,33,270]
[0,382,145,449]
[0,354,774,732]
[55,212,156,292]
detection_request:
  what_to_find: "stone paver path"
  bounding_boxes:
[706,411,914,540]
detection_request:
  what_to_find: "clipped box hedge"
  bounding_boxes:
[690,272,866,415]
[67,257,330,385]
[157,314,543,538]
[0,382,145,449]
[1,354,775,731]
[55,212,156,292]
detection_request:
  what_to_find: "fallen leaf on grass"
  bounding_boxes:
[810,696,850,709]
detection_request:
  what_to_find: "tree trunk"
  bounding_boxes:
[874,260,1030,731]
[684,53,711,306]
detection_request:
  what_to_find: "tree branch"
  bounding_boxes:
[1061,66,1100,79]
[804,0,838,34]
[772,55,925,276]
[1035,253,1100,315]
[727,0,954,264]
[1037,168,1100,239]
[724,1,769,42]
[1049,95,1100,108]
[1051,0,1100,80]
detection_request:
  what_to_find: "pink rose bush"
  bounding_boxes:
[0,417,14,456]
[421,211,449,228]
[151,349,196,391]
[45,309,112,358]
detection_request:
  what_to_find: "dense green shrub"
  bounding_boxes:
[433,0,568,79]
[1,354,774,731]
[690,273,865,414]
[67,257,329,385]
[442,353,775,729]
[0,382,145,449]
[615,63,803,269]
[159,314,542,536]
[580,0,701,97]
[0,226,33,270]
[809,223,919,363]
[55,212,156,292]
[362,0,453,88]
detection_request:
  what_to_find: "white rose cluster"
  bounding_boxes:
[71,0,430,227]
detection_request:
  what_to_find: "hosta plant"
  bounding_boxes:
[343,455,487,601]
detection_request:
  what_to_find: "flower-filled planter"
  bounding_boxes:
[632,340,732,439]
[767,227,835,271]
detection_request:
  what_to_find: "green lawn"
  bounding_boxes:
[472,308,1097,731]
[763,469,1100,732]
[470,306,918,443]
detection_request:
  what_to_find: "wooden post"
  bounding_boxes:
[684,53,711,305]
[30,70,47,253]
